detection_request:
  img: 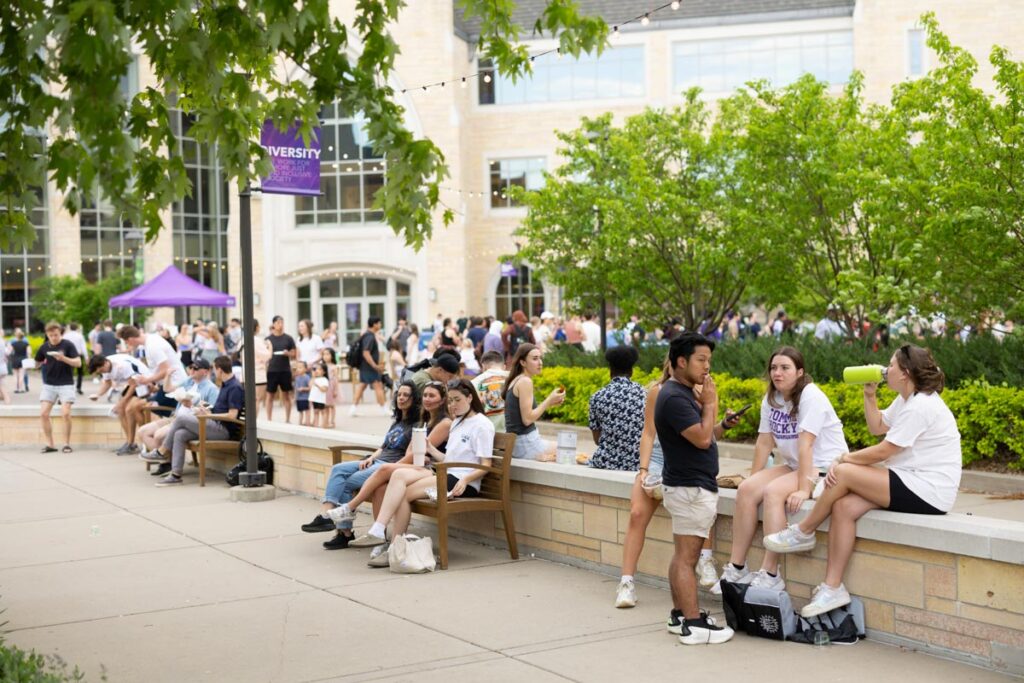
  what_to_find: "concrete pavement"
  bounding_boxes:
[0,446,1015,682]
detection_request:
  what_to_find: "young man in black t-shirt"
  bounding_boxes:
[265,315,297,423]
[654,332,739,645]
[36,322,82,453]
[349,317,387,417]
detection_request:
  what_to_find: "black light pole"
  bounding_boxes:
[593,204,607,354]
[237,185,265,487]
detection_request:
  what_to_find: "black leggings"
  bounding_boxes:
[887,470,944,515]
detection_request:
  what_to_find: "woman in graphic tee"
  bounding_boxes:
[764,344,961,618]
[720,347,847,594]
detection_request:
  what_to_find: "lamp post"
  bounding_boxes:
[593,204,607,355]
[237,185,266,488]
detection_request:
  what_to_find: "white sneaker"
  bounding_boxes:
[697,555,719,589]
[348,405,358,417]
[615,579,637,608]
[367,543,390,568]
[801,583,851,618]
[710,562,751,595]
[325,504,356,523]
[679,614,735,645]
[763,524,817,554]
[749,569,786,592]
[380,404,392,416]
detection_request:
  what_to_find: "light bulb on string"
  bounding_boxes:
[671,0,680,9]
[460,77,467,88]
[483,73,492,84]
[640,13,650,26]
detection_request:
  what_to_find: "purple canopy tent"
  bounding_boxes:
[109,266,235,324]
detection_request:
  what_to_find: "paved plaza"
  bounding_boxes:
[0,443,1016,682]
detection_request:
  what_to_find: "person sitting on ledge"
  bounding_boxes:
[503,343,564,461]
[588,345,646,472]
[763,344,962,617]
[300,382,421,549]
[348,379,495,548]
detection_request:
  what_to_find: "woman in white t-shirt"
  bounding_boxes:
[721,347,847,593]
[297,319,325,365]
[764,344,961,617]
[349,379,495,547]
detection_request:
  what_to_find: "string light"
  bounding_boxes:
[671,1,680,9]
[640,13,650,26]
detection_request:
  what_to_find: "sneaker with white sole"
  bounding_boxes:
[140,450,170,464]
[801,583,851,618]
[155,473,183,487]
[763,524,817,554]
[697,555,719,589]
[667,609,715,635]
[710,562,752,595]
[325,504,356,523]
[367,543,391,568]
[380,404,392,416]
[348,532,386,548]
[615,579,637,608]
[348,405,358,417]
[679,614,734,645]
[749,569,786,592]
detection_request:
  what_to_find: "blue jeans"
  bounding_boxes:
[322,460,381,530]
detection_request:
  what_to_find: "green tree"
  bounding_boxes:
[34,271,147,328]
[0,0,607,250]
[732,74,941,339]
[891,14,1024,322]
[513,94,776,331]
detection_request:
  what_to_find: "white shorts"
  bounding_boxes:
[662,486,718,538]
[40,384,76,405]
[511,429,547,460]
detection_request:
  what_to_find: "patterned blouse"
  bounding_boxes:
[588,376,646,471]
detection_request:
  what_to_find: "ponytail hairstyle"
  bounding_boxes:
[895,344,945,394]
[765,346,812,419]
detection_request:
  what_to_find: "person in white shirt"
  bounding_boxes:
[718,347,847,594]
[581,313,602,353]
[349,379,495,547]
[117,325,188,396]
[88,352,153,454]
[297,319,325,365]
[64,323,89,395]
[814,305,845,342]
[764,344,961,617]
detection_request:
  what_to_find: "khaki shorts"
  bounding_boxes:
[662,485,718,538]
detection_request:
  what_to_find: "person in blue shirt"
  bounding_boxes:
[145,356,244,487]
[136,359,221,460]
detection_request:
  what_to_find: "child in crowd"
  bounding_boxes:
[294,361,311,426]
[320,348,338,429]
[459,338,480,377]
[309,362,330,428]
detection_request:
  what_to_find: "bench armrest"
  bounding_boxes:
[432,462,500,476]
[328,445,377,465]
[196,414,246,426]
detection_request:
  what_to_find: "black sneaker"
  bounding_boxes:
[667,609,714,635]
[301,514,335,533]
[678,614,735,645]
[323,531,354,550]
[150,462,172,476]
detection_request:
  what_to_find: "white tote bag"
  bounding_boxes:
[387,534,436,574]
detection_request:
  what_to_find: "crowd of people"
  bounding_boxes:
[5,308,966,646]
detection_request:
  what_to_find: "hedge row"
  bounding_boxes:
[542,333,1024,389]
[533,368,1024,468]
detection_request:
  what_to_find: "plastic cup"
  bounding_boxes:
[412,427,427,467]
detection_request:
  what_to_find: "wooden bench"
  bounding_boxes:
[328,444,377,466]
[187,415,245,486]
[411,432,518,570]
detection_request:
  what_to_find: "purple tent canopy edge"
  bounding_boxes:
[108,265,236,308]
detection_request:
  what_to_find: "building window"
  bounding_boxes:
[170,109,230,323]
[495,265,545,321]
[79,190,145,284]
[490,158,546,208]
[295,102,385,227]
[479,45,644,105]
[907,28,925,78]
[673,31,853,94]
[307,275,400,348]
[0,186,48,333]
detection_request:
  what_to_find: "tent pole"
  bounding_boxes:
[130,308,134,326]
[238,185,265,487]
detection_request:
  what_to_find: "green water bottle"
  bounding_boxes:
[843,365,888,384]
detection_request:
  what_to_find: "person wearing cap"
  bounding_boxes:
[136,360,220,463]
[409,352,460,396]
[815,305,846,342]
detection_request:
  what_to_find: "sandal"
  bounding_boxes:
[41,446,58,453]
[61,446,73,453]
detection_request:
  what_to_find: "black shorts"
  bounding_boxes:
[887,470,945,515]
[266,370,293,393]
[447,473,479,498]
[296,399,309,412]
[311,401,325,411]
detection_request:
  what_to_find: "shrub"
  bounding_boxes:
[0,637,86,682]
[534,369,1023,468]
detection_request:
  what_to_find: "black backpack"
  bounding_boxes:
[226,438,274,486]
[509,324,531,356]
[346,336,365,369]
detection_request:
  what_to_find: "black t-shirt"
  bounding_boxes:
[9,339,29,360]
[35,339,79,386]
[654,379,718,492]
[97,330,118,356]
[266,333,296,373]
[359,331,379,364]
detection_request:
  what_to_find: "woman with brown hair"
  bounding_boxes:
[765,344,961,617]
[718,346,847,594]
[503,343,564,460]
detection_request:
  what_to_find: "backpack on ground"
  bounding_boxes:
[720,581,799,640]
[789,599,866,645]
[226,438,274,486]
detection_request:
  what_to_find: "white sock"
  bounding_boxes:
[368,522,386,538]
[620,574,633,584]
[700,549,713,560]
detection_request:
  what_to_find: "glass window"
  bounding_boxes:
[494,265,545,321]
[672,30,853,94]
[0,178,48,332]
[319,278,340,298]
[479,45,645,105]
[907,28,925,78]
[490,158,546,208]
[343,278,363,297]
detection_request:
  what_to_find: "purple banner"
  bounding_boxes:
[500,262,518,277]
[260,121,321,196]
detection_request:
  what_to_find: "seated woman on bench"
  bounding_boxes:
[348,379,495,547]
[326,380,452,526]
[764,344,961,617]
